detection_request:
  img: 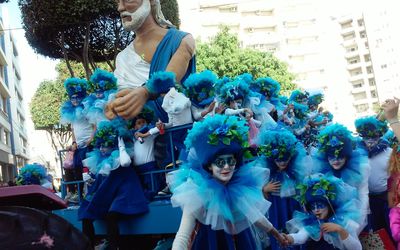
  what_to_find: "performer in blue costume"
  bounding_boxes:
[168,115,286,250]
[78,120,147,249]
[83,68,117,126]
[60,77,94,198]
[257,129,310,250]
[355,116,392,234]
[183,70,217,121]
[312,123,369,233]
[284,174,362,250]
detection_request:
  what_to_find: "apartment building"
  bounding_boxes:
[0,6,29,183]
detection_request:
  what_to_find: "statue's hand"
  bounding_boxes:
[113,87,150,119]
[105,101,117,120]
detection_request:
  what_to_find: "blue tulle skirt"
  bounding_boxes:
[78,166,149,220]
[192,223,258,250]
[268,195,302,250]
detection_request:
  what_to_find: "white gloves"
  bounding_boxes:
[118,136,131,167]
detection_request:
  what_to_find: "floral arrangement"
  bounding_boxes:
[289,90,309,104]
[89,68,117,92]
[218,79,250,104]
[64,77,88,98]
[258,129,297,160]
[296,177,336,207]
[355,116,388,138]
[183,70,217,107]
[250,77,281,98]
[92,121,119,148]
[317,124,354,158]
[16,163,47,186]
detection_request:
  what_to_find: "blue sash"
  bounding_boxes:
[148,28,196,122]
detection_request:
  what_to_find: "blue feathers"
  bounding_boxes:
[146,71,176,96]
[355,116,388,138]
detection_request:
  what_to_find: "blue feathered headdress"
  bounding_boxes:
[64,77,88,98]
[295,174,359,216]
[183,70,217,108]
[218,79,250,104]
[92,119,129,149]
[257,129,298,161]
[16,163,47,186]
[308,93,324,107]
[289,90,309,104]
[145,71,176,96]
[355,116,388,138]
[279,95,289,105]
[293,102,309,120]
[250,77,281,99]
[317,124,354,158]
[89,68,117,92]
[235,73,254,85]
[185,114,250,168]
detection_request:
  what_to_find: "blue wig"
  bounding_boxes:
[89,68,117,92]
[184,114,249,169]
[289,90,309,104]
[64,78,88,98]
[217,79,250,104]
[183,70,217,108]
[16,163,47,186]
[355,116,388,138]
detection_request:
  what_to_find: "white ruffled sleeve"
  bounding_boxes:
[172,210,197,250]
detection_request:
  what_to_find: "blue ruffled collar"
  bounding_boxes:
[364,139,390,158]
[60,101,85,123]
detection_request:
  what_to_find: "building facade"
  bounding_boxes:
[0,6,29,183]
[178,0,399,128]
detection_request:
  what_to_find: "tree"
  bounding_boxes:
[19,0,133,79]
[161,0,180,28]
[30,79,71,164]
[196,26,297,94]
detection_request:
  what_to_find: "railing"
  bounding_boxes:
[58,123,193,204]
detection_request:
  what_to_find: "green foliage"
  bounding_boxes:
[18,0,132,61]
[56,60,111,82]
[161,0,180,28]
[196,26,297,94]
[30,80,68,129]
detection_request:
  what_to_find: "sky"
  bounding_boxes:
[3,1,59,169]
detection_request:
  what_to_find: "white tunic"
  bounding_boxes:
[114,42,150,90]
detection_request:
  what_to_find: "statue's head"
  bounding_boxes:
[116,0,174,32]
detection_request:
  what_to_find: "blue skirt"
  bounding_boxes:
[268,195,302,250]
[78,166,149,220]
[192,223,257,250]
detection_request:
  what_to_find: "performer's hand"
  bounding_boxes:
[282,233,294,245]
[207,101,216,112]
[263,181,281,194]
[215,103,227,114]
[134,132,145,139]
[269,228,288,246]
[113,87,150,119]
[382,97,399,120]
[321,223,348,240]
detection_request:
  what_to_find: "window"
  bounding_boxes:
[365,42,369,49]
[367,66,374,74]
[341,21,352,29]
[353,92,367,100]
[353,83,363,88]
[355,103,369,113]
[343,33,356,41]
[346,46,358,53]
[360,31,367,38]
[364,55,371,62]
[348,56,360,64]
[369,78,376,86]
[371,90,378,98]
[381,64,387,69]
[2,129,9,145]
[358,19,364,27]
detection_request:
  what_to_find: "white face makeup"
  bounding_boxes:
[328,157,347,170]
[311,202,329,220]
[363,137,380,150]
[209,154,236,184]
[120,0,151,32]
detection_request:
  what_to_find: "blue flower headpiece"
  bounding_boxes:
[145,71,176,96]
[218,79,250,104]
[64,77,88,98]
[185,115,250,167]
[317,124,354,158]
[293,102,309,120]
[183,70,217,108]
[16,163,47,186]
[279,95,289,105]
[355,116,388,138]
[92,120,128,149]
[250,77,281,99]
[89,68,117,92]
[289,90,309,104]
[130,106,156,126]
[235,73,254,85]
[257,129,297,161]
[308,93,324,107]
[296,176,337,210]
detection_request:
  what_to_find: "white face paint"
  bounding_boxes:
[328,157,347,170]
[208,154,236,184]
[120,0,151,32]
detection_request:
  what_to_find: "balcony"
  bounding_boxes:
[351,86,366,94]
[347,62,363,70]
[349,74,364,82]
[0,77,10,98]
[344,50,359,59]
[342,38,357,47]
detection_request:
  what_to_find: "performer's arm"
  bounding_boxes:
[172,209,197,250]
